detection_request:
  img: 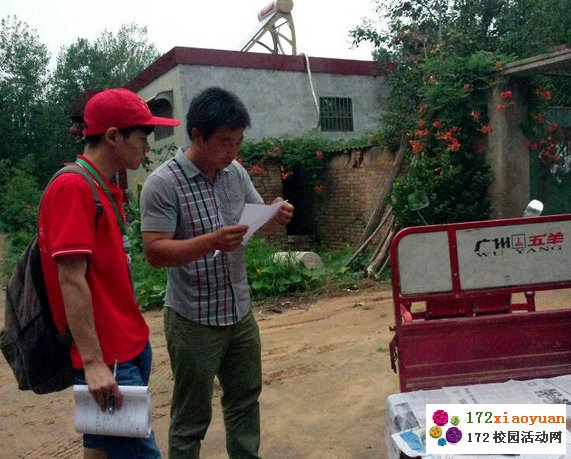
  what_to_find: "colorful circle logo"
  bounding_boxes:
[429,410,463,447]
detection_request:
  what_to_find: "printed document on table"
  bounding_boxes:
[74,385,152,438]
[547,374,571,400]
[442,379,557,404]
[238,201,286,244]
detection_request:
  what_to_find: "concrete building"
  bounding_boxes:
[124,46,391,189]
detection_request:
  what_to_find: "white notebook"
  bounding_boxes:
[73,384,152,438]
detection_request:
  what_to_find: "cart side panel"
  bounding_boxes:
[397,309,571,392]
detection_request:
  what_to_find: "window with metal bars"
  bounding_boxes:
[319,97,354,132]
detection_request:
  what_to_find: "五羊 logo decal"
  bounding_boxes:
[473,232,565,258]
[429,409,463,446]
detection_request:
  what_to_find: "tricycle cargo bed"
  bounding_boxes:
[390,214,571,392]
[396,308,571,392]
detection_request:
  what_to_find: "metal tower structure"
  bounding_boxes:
[240,0,297,55]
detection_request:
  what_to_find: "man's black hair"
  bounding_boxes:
[84,125,154,147]
[186,87,251,141]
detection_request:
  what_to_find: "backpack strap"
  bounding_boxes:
[44,164,104,224]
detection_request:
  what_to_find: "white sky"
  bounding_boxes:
[2,0,378,68]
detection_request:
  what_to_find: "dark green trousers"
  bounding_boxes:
[164,308,262,459]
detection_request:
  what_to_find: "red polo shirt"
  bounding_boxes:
[38,156,149,369]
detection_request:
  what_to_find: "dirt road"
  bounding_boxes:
[0,273,400,458]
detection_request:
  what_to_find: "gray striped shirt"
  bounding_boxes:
[140,149,263,326]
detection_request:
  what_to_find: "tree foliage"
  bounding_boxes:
[38,23,160,184]
[390,51,501,226]
[350,0,571,125]
[0,157,41,252]
[0,16,49,161]
[351,0,571,60]
[349,0,570,226]
[49,24,159,106]
[0,17,160,185]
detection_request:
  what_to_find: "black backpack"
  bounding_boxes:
[0,164,102,394]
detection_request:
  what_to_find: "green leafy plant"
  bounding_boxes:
[239,134,366,193]
[130,234,367,309]
[143,142,178,173]
[521,80,571,183]
[130,248,167,311]
[388,52,516,227]
[0,157,41,261]
[245,238,364,300]
[124,185,167,310]
[350,0,571,227]
[245,238,325,298]
[0,158,40,231]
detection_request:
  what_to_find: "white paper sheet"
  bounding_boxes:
[443,378,571,406]
[238,200,287,244]
[74,385,152,438]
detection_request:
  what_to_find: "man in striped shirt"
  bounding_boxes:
[140,87,293,459]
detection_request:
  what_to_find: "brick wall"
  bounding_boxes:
[250,161,283,203]
[317,146,395,249]
[249,145,396,250]
[250,160,288,246]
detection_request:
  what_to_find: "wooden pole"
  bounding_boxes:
[357,135,407,246]
[367,213,396,264]
[366,223,397,277]
[344,204,393,267]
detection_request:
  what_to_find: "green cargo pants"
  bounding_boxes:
[164,308,262,459]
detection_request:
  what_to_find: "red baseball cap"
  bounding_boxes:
[82,88,181,136]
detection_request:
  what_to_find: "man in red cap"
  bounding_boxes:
[38,88,180,459]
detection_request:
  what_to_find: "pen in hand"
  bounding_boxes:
[108,358,118,414]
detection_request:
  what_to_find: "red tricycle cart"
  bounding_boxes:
[389,213,571,392]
